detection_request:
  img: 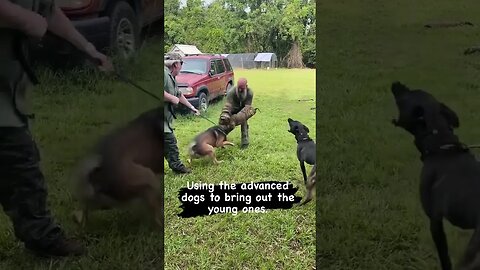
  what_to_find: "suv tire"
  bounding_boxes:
[223,82,232,97]
[198,92,208,112]
[108,1,139,60]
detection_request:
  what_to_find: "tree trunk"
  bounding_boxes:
[284,40,305,68]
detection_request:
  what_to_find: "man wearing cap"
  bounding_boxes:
[0,0,112,257]
[219,78,255,149]
[164,52,199,174]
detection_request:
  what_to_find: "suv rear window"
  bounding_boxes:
[215,59,226,74]
[223,59,232,71]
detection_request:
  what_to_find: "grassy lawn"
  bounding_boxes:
[0,38,316,268]
[0,37,165,269]
[318,0,480,269]
[164,68,316,269]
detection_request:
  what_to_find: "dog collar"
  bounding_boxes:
[215,127,228,136]
[297,136,312,143]
[421,142,469,160]
[295,132,312,142]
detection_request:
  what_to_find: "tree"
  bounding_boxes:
[280,0,315,68]
[163,0,316,68]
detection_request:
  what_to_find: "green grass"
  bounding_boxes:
[318,0,480,269]
[0,38,165,269]
[0,37,316,268]
[164,69,316,269]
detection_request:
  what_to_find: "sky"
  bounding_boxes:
[180,0,214,7]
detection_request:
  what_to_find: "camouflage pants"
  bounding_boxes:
[163,132,183,170]
[0,127,64,250]
[231,108,249,146]
[240,122,249,146]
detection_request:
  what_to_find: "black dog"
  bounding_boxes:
[288,118,316,205]
[391,81,480,270]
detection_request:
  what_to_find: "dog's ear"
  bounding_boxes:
[303,125,310,133]
[440,103,459,129]
[391,81,410,97]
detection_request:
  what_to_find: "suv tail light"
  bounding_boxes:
[57,0,91,9]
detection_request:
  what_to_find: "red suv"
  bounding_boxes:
[37,0,162,61]
[176,55,234,111]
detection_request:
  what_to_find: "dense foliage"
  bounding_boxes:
[164,0,316,68]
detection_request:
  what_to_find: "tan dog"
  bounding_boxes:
[187,120,236,165]
[300,164,316,206]
[71,107,163,228]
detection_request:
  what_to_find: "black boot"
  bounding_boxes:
[164,132,191,173]
[26,237,85,257]
[172,165,191,174]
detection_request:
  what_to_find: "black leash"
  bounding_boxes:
[468,144,480,149]
[197,113,217,125]
[114,70,162,101]
[87,52,221,126]
[87,54,221,126]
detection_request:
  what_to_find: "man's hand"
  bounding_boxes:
[190,106,200,116]
[84,42,113,72]
[178,94,199,115]
[47,8,113,71]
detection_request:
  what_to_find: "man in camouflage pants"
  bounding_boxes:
[0,0,111,257]
[219,78,256,149]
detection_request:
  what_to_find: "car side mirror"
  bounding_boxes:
[209,70,214,76]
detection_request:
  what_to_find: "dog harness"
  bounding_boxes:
[215,126,228,137]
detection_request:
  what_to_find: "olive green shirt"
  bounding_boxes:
[0,0,56,127]
[164,66,181,133]
[225,85,253,114]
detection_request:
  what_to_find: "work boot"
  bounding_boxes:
[172,165,191,174]
[26,237,85,258]
[164,132,190,173]
[240,122,249,149]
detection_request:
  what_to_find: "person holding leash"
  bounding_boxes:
[0,0,112,257]
[164,52,200,174]
[219,78,256,149]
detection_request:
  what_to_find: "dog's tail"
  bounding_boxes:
[71,155,102,202]
[188,140,198,157]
